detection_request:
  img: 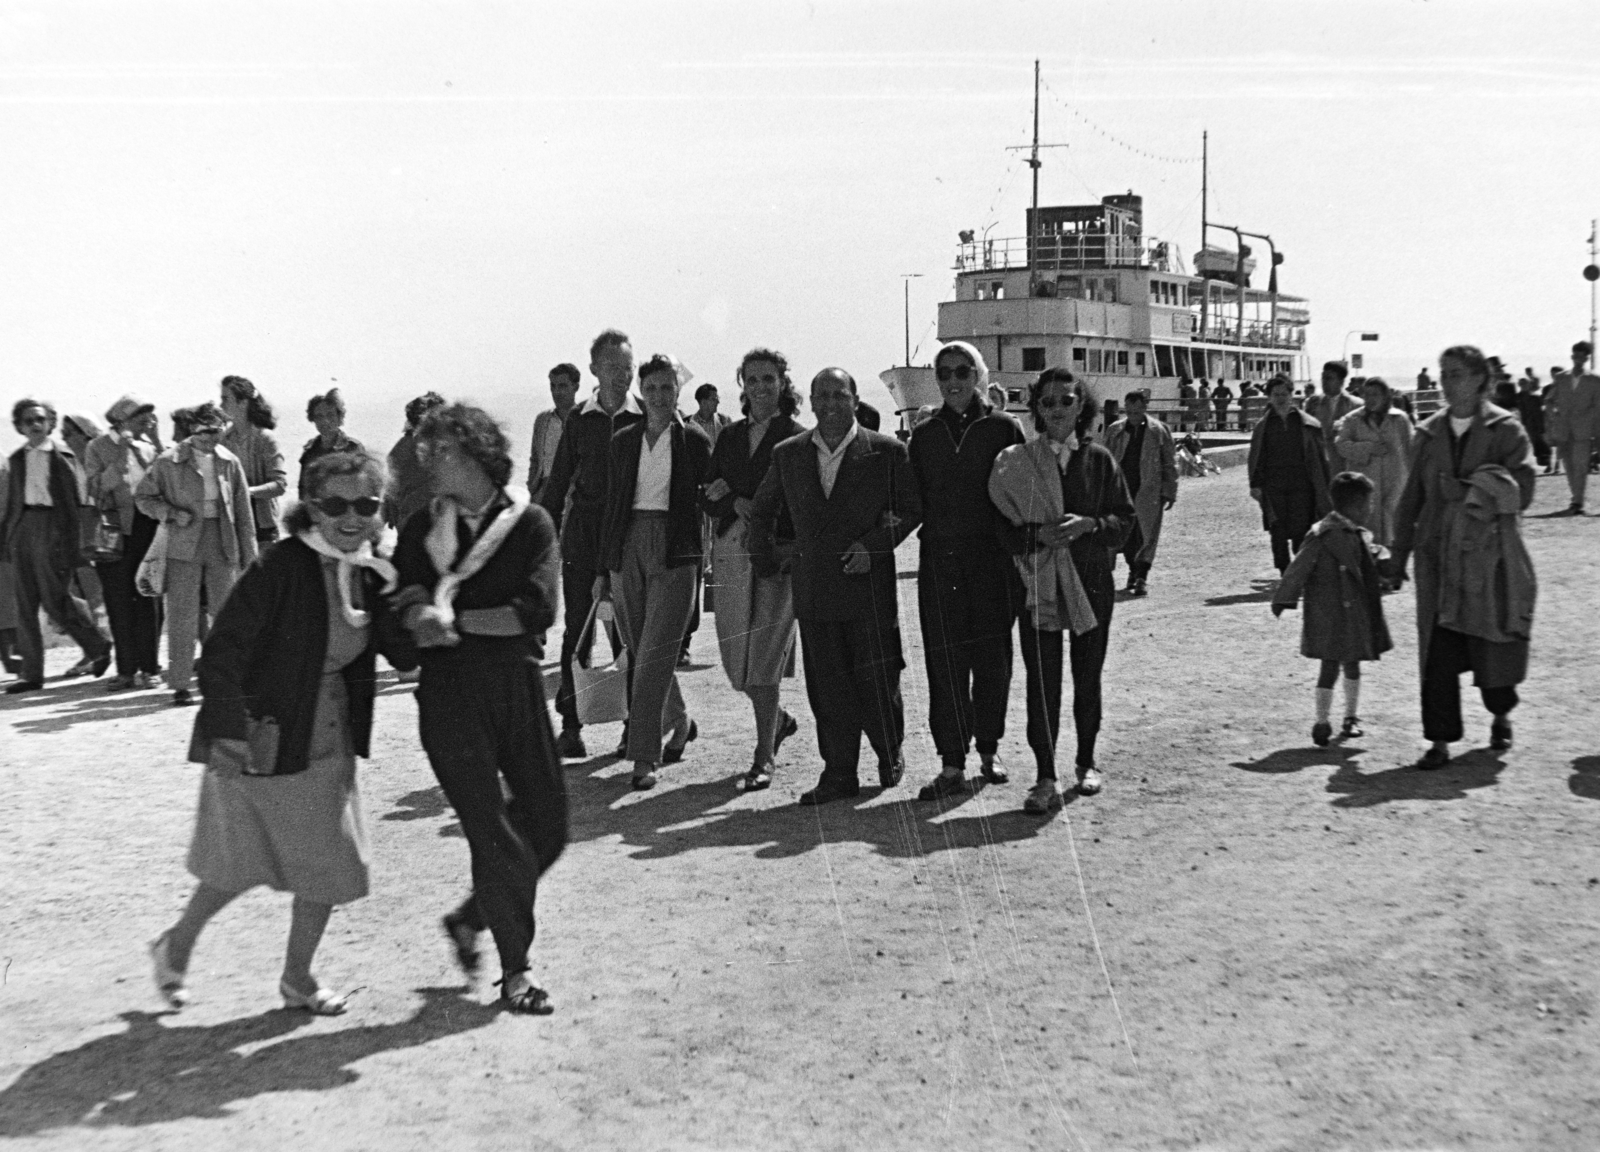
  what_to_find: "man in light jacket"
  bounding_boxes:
[1545,340,1600,515]
[1102,390,1178,596]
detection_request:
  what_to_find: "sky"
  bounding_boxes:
[3,0,1598,472]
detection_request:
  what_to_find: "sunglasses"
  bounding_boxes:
[935,365,974,382]
[312,496,382,517]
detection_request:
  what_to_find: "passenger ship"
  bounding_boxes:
[881,72,1310,431]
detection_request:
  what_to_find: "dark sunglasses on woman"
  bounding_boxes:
[935,365,974,382]
[312,496,382,517]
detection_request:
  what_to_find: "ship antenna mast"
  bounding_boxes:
[1199,130,1208,342]
[1007,60,1066,295]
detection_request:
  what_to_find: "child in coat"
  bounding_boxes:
[1272,472,1394,745]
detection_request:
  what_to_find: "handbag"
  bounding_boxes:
[572,596,628,726]
[242,715,281,776]
[90,509,124,563]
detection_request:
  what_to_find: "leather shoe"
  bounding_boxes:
[917,772,969,801]
[979,756,1008,784]
[555,729,587,759]
[798,776,860,806]
[1413,746,1450,771]
[91,652,112,678]
[5,680,42,694]
[661,719,698,764]
[878,754,905,789]
[1489,718,1513,751]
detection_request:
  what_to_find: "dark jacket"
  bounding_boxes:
[907,398,1025,544]
[392,497,561,660]
[700,414,802,540]
[1248,407,1333,531]
[539,397,646,570]
[596,418,713,573]
[749,427,921,623]
[995,441,1134,611]
[189,537,413,776]
[1,443,86,569]
[1272,517,1393,663]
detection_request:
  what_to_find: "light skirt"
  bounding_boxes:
[712,519,797,692]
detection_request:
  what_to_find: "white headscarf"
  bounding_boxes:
[934,340,991,396]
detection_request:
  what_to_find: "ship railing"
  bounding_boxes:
[955,235,1169,273]
[1125,395,1431,434]
[1197,324,1306,349]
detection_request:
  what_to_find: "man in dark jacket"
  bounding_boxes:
[749,368,921,805]
[2,399,112,692]
[539,329,646,757]
[1248,376,1332,574]
[906,341,1024,799]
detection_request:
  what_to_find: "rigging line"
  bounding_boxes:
[1061,805,1140,1072]
[1041,78,1202,165]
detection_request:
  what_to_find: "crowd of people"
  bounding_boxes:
[1,328,1585,1018]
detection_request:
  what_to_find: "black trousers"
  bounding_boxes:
[12,508,110,683]
[1121,517,1148,580]
[917,543,1015,764]
[555,558,622,733]
[1018,603,1113,779]
[418,646,568,975]
[1269,526,1308,573]
[799,616,905,782]
[1421,624,1519,744]
[96,512,162,676]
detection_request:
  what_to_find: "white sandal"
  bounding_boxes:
[149,932,189,1010]
[280,978,349,1016]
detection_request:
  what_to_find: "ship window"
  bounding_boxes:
[1058,276,1079,297]
[1088,349,1103,373]
[1116,350,1129,375]
[990,281,1005,300]
[1135,351,1147,375]
[1072,346,1086,365]
[1149,281,1161,303]
[1021,347,1046,372]
[1154,346,1174,377]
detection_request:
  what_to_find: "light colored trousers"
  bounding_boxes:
[1559,438,1592,507]
[610,514,693,763]
[165,519,239,692]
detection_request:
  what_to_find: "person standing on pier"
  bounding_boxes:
[527,364,579,506]
[1102,390,1177,597]
[749,368,920,805]
[1248,375,1331,574]
[540,330,645,758]
[1333,377,1414,548]
[906,341,1024,800]
[1545,341,1600,515]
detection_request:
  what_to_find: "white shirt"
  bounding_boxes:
[812,423,859,499]
[578,392,643,419]
[23,441,55,506]
[1449,414,1474,439]
[633,426,673,511]
[195,447,220,517]
[1048,432,1079,473]
[535,411,565,482]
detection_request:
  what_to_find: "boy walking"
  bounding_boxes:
[1272,472,1393,745]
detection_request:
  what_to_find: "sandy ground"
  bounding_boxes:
[2,465,1597,1152]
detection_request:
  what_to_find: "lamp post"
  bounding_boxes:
[902,273,923,367]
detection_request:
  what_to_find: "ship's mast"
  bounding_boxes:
[1028,59,1041,296]
[1199,130,1208,342]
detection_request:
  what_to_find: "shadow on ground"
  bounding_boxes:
[383,765,1068,862]
[1203,577,1279,608]
[1570,756,1600,801]
[7,690,175,733]
[1325,747,1506,808]
[0,987,497,1138]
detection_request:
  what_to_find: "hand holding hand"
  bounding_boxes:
[408,605,461,649]
[705,478,732,502]
[842,541,872,575]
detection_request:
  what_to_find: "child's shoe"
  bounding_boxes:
[1311,721,1332,747]
[1341,715,1363,739]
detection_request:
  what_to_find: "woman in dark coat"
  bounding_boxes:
[700,348,804,790]
[393,403,566,1014]
[150,450,410,1016]
[1388,345,1537,769]
[988,367,1135,811]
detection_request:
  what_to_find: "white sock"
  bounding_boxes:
[1314,687,1333,724]
[1343,677,1360,718]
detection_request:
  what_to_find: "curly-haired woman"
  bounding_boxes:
[220,375,288,545]
[393,403,567,1014]
[299,388,364,499]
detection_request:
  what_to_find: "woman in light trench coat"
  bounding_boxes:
[1334,377,1414,547]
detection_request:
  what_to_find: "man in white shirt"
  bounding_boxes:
[1,399,112,691]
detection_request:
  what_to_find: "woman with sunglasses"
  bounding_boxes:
[988,368,1134,811]
[151,450,411,1015]
[908,340,1025,801]
[700,348,805,790]
[135,402,259,705]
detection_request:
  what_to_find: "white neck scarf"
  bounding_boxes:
[423,485,530,628]
[296,531,399,628]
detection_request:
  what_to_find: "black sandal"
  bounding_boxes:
[743,761,772,792]
[498,971,552,1015]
